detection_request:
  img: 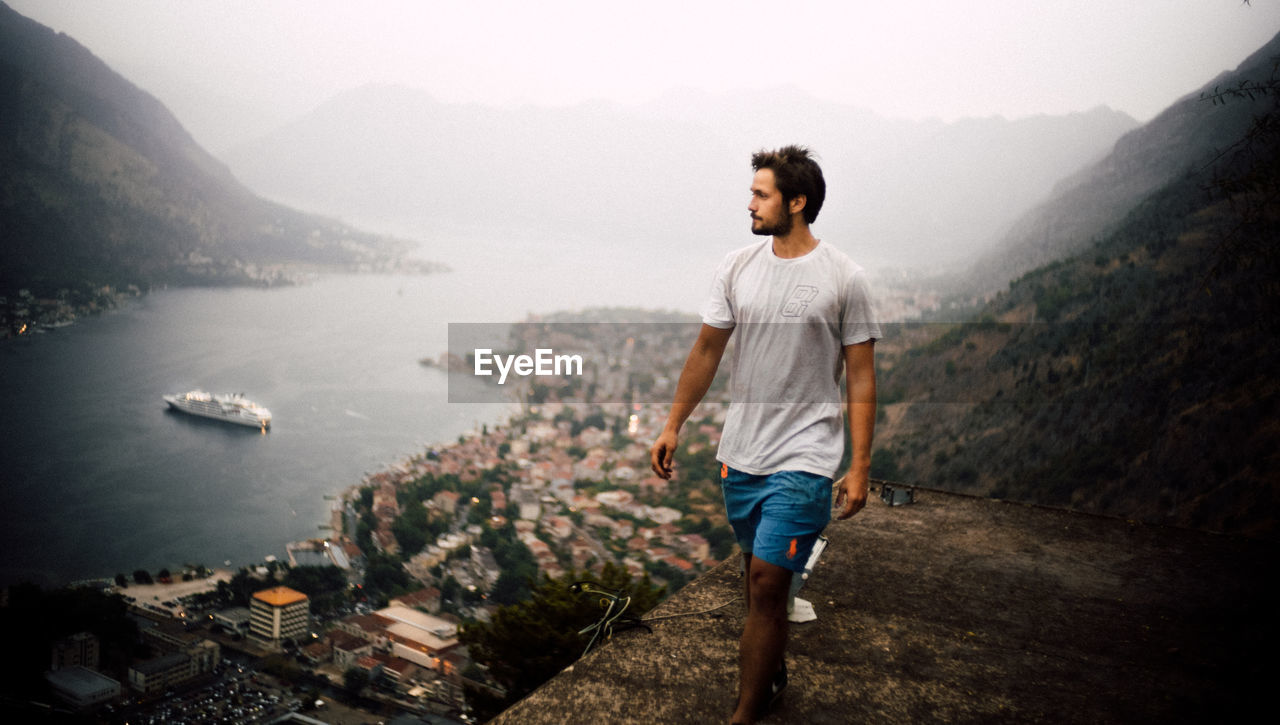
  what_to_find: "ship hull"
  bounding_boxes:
[162,392,272,429]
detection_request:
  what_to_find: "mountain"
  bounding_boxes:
[0,2,424,302]
[221,83,1137,279]
[968,32,1280,293]
[874,32,1280,538]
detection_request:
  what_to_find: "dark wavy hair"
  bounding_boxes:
[751,145,826,224]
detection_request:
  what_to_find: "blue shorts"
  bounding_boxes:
[720,465,833,573]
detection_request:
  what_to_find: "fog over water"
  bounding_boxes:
[0,273,518,586]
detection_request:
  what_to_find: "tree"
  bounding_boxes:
[361,552,410,605]
[132,569,153,585]
[114,573,128,588]
[282,565,349,614]
[483,521,538,604]
[467,496,492,525]
[488,570,530,606]
[343,667,370,695]
[704,525,737,561]
[439,575,462,603]
[355,519,373,553]
[870,448,901,481]
[282,565,347,597]
[391,503,429,556]
[1198,46,1280,311]
[226,569,265,607]
[461,563,664,719]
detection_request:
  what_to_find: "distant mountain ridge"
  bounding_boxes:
[0,2,424,301]
[222,82,1138,277]
[875,31,1280,537]
[969,31,1280,292]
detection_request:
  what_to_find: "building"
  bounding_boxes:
[375,655,420,692]
[432,490,461,515]
[374,606,460,671]
[286,538,351,569]
[125,639,220,694]
[299,639,332,666]
[334,613,391,649]
[186,639,220,674]
[335,606,462,673]
[331,631,375,671]
[45,666,120,709]
[51,631,99,671]
[249,586,310,647]
[135,612,208,654]
[212,606,252,635]
[127,652,191,695]
[390,586,442,614]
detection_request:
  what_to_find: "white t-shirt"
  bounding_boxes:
[700,239,880,478]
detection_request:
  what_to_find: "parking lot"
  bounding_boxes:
[115,569,233,611]
[117,668,301,725]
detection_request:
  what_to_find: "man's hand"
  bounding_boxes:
[650,430,679,480]
[649,325,731,481]
[838,340,875,520]
[834,469,869,519]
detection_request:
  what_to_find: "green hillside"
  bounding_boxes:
[970,32,1280,294]
[875,42,1280,537]
[0,2,424,303]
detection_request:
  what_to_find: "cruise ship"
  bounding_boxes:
[163,390,272,430]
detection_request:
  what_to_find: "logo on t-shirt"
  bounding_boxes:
[779,285,819,317]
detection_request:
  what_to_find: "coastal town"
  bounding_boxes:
[13,312,748,723]
[0,252,452,339]
[8,269,943,723]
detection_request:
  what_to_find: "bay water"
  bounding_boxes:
[0,273,519,587]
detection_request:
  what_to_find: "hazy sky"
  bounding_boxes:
[10,1,1280,151]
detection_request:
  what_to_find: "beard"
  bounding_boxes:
[751,211,794,237]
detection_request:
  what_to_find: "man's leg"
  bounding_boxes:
[731,555,792,724]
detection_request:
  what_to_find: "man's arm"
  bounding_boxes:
[650,324,733,479]
[835,340,876,519]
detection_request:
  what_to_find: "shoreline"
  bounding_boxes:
[25,303,707,591]
[63,408,522,592]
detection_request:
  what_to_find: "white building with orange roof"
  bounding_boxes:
[249,586,309,648]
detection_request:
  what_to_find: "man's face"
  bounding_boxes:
[748,168,793,237]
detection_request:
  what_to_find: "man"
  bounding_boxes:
[649,145,879,724]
